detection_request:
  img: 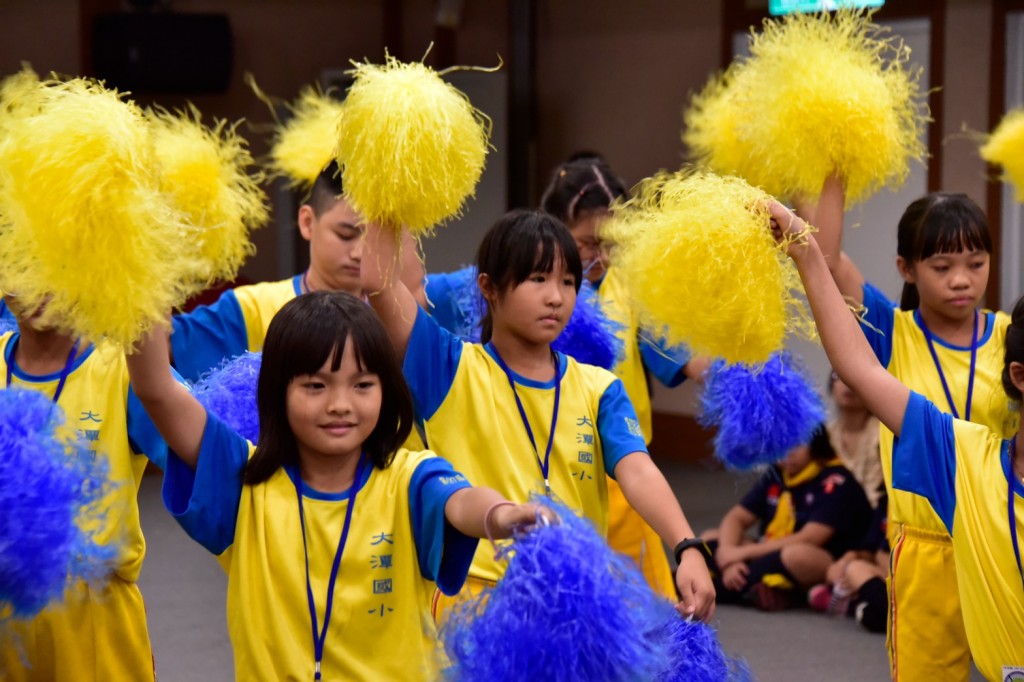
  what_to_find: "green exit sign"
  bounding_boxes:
[769,0,884,14]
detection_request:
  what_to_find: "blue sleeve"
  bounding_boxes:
[161,410,249,555]
[891,391,958,534]
[407,456,478,596]
[403,306,464,421]
[125,366,188,471]
[170,291,249,382]
[596,379,649,477]
[638,332,690,388]
[424,273,461,334]
[739,471,774,520]
[860,282,897,368]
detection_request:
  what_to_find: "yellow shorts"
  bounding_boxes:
[887,525,971,681]
[605,476,675,600]
[0,577,155,682]
[432,575,496,626]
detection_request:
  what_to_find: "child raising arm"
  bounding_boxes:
[362,212,715,622]
[773,202,1024,680]
[126,293,540,681]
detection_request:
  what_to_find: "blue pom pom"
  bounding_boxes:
[431,267,623,369]
[441,496,745,681]
[645,601,753,682]
[699,351,826,470]
[192,352,261,443]
[551,282,624,370]
[0,388,115,618]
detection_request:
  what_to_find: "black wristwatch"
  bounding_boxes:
[674,537,713,566]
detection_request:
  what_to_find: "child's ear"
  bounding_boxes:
[895,256,916,284]
[297,205,316,241]
[1009,362,1024,395]
[477,272,496,302]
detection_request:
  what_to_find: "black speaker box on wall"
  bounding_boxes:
[92,13,233,94]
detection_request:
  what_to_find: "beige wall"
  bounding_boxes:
[941,0,993,206]
[535,1,723,193]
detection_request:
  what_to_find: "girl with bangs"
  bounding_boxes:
[362,209,715,623]
[804,180,1017,681]
[124,291,541,681]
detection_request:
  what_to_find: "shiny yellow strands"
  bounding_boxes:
[980,108,1024,202]
[334,55,490,234]
[683,9,927,206]
[149,106,267,287]
[0,72,191,347]
[268,87,345,189]
[605,170,812,365]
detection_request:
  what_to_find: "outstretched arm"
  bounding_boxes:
[125,322,207,469]
[793,176,865,304]
[444,487,544,540]
[615,453,716,622]
[772,202,908,436]
[362,223,420,359]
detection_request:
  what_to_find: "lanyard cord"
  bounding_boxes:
[919,310,978,421]
[1009,440,1024,597]
[6,336,80,405]
[487,343,561,495]
[295,452,367,681]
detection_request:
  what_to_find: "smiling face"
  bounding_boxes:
[285,337,381,466]
[483,250,578,347]
[898,248,990,322]
[298,198,364,295]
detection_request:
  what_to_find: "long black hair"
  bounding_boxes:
[896,193,992,310]
[243,291,413,484]
[475,209,583,343]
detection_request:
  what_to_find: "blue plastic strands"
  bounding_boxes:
[192,352,261,444]
[431,267,623,369]
[0,387,114,619]
[699,351,826,470]
[645,600,753,682]
[440,496,746,682]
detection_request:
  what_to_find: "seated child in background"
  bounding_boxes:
[706,425,873,611]
[809,492,889,633]
[826,370,884,509]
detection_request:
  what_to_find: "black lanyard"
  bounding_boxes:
[918,311,978,421]
[294,452,367,681]
[487,343,561,495]
[6,336,80,405]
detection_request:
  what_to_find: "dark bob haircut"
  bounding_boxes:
[475,209,583,343]
[243,291,413,485]
[897,193,992,310]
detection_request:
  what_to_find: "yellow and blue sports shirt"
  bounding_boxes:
[861,282,1018,534]
[163,410,478,681]
[595,266,690,444]
[171,275,301,381]
[0,332,172,583]
[405,306,649,582]
[892,392,1024,681]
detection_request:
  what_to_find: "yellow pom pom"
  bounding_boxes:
[683,66,776,195]
[149,106,267,286]
[981,108,1024,202]
[0,72,193,347]
[334,55,490,234]
[268,87,345,189]
[683,10,928,206]
[606,170,812,365]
